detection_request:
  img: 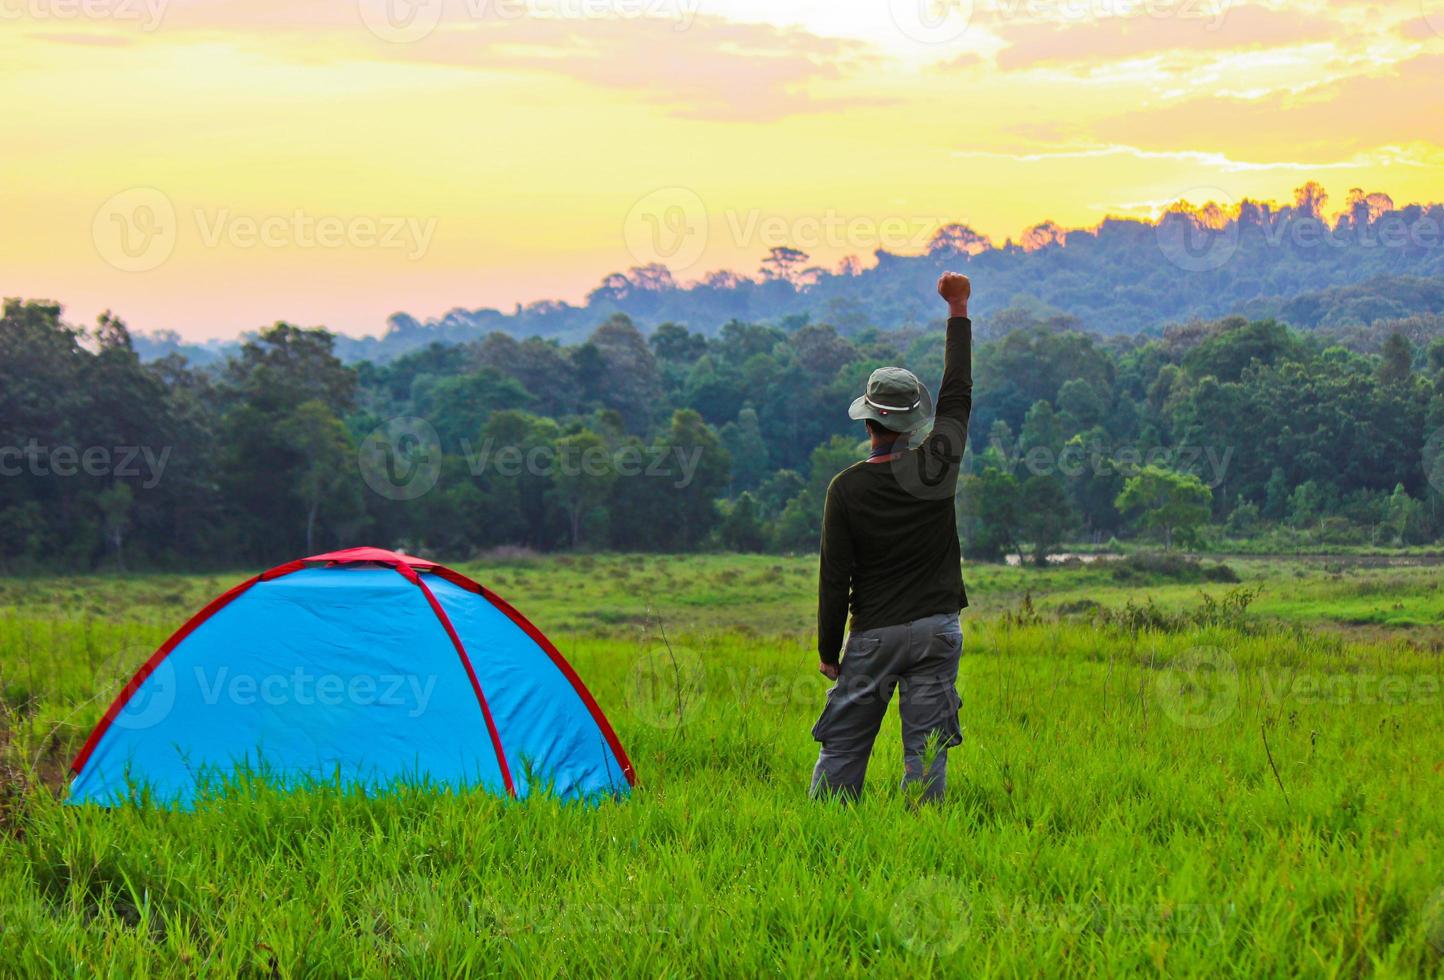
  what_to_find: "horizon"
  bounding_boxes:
[24,179,1444,346]
[4,0,1441,341]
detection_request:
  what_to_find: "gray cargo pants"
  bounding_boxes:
[810,612,964,803]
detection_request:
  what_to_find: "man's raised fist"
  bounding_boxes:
[937,272,971,316]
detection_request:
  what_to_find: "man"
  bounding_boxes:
[810,272,973,803]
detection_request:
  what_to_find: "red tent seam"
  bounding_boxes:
[391,560,634,788]
[480,586,637,787]
[396,566,518,798]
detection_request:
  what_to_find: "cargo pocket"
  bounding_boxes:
[931,630,963,748]
[942,684,964,749]
[811,686,837,742]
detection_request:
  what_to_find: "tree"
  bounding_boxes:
[927,223,991,257]
[1019,400,1063,464]
[720,407,769,492]
[1378,332,1413,386]
[1386,484,1428,545]
[585,315,662,432]
[1115,466,1213,550]
[1263,466,1290,520]
[760,246,809,284]
[550,430,617,548]
[411,368,532,451]
[224,323,355,416]
[96,482,134,571]
[1428,339,1444,380]
[649,322,707,364]
[1021,221,1067,251]
[639,409,731,551]
[277,400,356,554]
[1056,378,1107,432]
[720,492,768,552]
[1061,429,1122,539]
[1018,475,1073,566]
[479,411,564,550]
[959,467,1024,563]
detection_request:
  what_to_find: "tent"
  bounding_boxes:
[68,547,635,807]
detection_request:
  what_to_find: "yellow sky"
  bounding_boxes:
[2,0,1441,339]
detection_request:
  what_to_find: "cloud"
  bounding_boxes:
[928,52,986,73]
[403,16,883,121]
[60,1,880,121]
[989,3,1339,71]
[1092,53,1444,158]
[949,143,1367,173]
[1397,16,1444,41]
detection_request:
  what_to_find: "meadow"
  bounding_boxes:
[1,552,1442,976]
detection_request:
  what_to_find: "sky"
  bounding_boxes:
[2,0,1442,340]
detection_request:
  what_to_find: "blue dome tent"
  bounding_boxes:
[69,548,635,807]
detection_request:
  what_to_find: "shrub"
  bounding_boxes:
[1108,552,1239,584]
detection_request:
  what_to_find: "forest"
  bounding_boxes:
[131,182,1444,366]
[4,266,1442,570]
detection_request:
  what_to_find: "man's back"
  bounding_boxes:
[825,455,967,634]
[816,313,973,666]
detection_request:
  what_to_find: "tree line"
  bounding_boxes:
[127,182,1444,365]
[2,292,1442,572]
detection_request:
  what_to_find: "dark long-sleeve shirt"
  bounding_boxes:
[817,316,973,665]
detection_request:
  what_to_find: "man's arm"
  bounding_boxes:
[817,479,853,672]
[931,273,974,452]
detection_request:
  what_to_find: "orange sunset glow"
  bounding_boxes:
[2,0,1442,338]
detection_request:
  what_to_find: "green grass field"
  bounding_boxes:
[1,554,1442,976]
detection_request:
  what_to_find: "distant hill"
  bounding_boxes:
[133,185,1444,364]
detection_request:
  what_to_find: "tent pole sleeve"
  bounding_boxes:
[397,566,517,798]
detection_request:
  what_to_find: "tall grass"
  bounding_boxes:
[0,562,1441,975]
